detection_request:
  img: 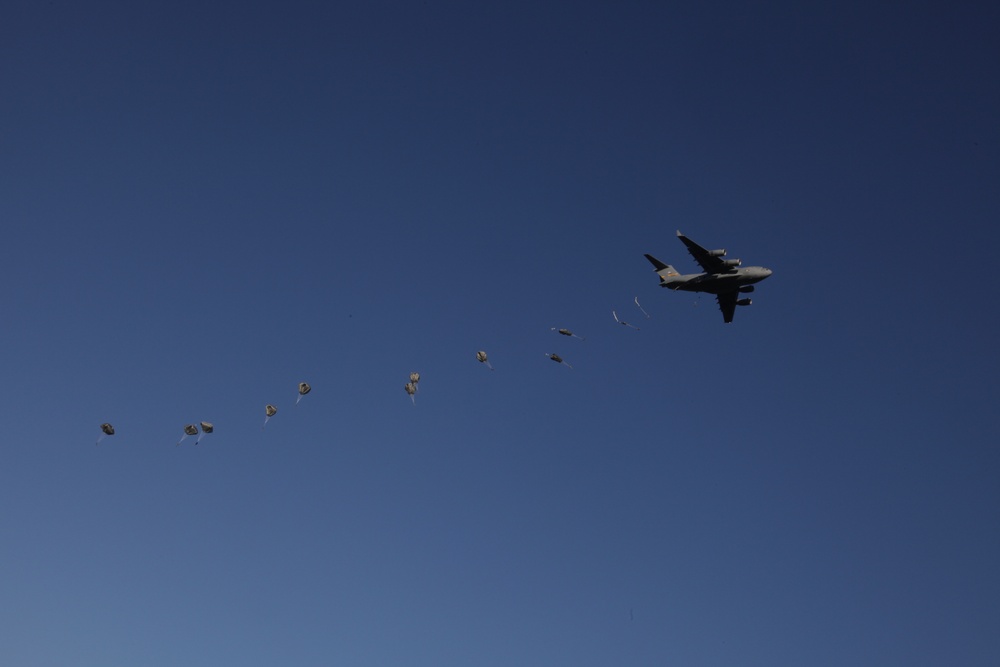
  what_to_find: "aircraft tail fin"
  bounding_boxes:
[644,254,680,282]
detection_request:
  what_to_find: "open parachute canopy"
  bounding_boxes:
[196,421,214,444]
[262,404,278,430]
[296,382,311,405]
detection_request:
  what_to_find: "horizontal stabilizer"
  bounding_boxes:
[644,254,669,271]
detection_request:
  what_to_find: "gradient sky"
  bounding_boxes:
[2,1,999,665]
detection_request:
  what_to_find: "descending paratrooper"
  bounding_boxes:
[634,296,651,319]
[546,353,573,369]
[96,423,115,445]
[296,382,311,405]
[613,310,640,330]
[404,381,417,405]
[262,404,278,430]
[551,327,585,340]
[196,421,214,444]
[177,423,199,446]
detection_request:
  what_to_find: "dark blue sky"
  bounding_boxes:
[2,1,999,665]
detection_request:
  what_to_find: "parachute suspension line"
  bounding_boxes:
[178,424,199,446]
[96,423,114,445]
[404,381,417,405]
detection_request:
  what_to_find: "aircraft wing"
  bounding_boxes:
[676,231,728,274]
[716,291,738,324]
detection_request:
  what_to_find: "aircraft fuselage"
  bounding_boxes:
[663,266,772,294]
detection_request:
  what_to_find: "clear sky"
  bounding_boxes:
[2,1,999,665]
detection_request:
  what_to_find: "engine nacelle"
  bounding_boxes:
[737,298,752,306]
[707,248,727,257]
[721,258,742,268]
[739,285,755,293]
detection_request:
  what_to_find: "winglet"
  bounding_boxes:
[676,230,683,237]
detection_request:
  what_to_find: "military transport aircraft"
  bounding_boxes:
[644,231,772,323]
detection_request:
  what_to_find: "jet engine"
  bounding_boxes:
[721,258,742,268]
[707,248,727,257]
[737,298,752,306]
[739,285,755,293]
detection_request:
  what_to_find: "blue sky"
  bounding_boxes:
[2,1,999,665]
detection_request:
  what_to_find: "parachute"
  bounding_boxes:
[634,296,651,319]
[404,381,417,405]
[613,310,640,330]
[552,327,584,340]
[262,404,278,430]
[296,382,311,405]
[177,423,199,446]
[195,421,214,444]
[96,423,115,445]
[546,353,573,369]
[476,350,494,370]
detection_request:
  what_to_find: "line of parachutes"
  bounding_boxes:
[96,298,650,444]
